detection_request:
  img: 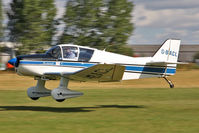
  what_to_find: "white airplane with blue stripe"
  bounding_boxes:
[8,39,185,102]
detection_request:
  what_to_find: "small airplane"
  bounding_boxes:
[8,39,185,102]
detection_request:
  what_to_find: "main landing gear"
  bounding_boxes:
[163,76,174,88]
[27,78,51,100]
[27,77,83,102]
[51,77,83,102]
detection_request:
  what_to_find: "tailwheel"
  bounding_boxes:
[169,84,174,88]
[30,97,40,100]
[56,99,65,102]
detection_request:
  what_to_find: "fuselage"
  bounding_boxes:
[12,44,176,81]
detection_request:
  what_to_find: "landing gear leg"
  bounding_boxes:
[163,77,174,88]
[51,77,83,102]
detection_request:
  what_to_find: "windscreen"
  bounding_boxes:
[46,46,62,59]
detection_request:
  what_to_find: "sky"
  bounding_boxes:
[3,0,199,45]
[130,0,199,44]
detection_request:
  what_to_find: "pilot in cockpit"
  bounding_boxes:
[64,48,76,59]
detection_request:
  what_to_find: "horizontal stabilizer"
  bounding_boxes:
[147,61,188,66]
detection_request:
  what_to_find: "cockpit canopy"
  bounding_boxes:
[46,45,94,62]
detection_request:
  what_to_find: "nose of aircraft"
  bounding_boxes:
[8,58,17,66]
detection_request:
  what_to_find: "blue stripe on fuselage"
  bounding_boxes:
[126,66,176,74]
[166,68,176,74]
[20,61,44,65]
[60,62,95,67]
[20,60,95,67]
[19,60,176,74]
[126,66,165,73]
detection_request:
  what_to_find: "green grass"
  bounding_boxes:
[1,88,199,133]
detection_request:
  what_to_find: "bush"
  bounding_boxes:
[193,52,199,62]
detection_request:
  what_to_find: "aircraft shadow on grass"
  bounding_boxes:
[0,105,145,113]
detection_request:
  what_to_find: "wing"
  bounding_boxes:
[44,64,125,82]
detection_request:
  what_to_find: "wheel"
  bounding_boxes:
[30,97,40,100]
[56,99,65,102]
[170,84,174,88]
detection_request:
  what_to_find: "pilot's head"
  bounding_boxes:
[65,48,71,53]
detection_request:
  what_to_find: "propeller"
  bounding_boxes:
[7,57,18,69]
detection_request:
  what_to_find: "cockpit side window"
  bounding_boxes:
[46,46,62,59]
[62,46,78,60]
[78,48,94,62]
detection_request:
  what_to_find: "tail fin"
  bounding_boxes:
[151,39,181,88]
[153,39,181,62]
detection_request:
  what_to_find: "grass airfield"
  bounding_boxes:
[0,70,199,133]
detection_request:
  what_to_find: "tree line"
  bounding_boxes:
[0,0,134,56]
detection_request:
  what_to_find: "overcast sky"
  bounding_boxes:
[3,0,199,44]
[130,0,199,44]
